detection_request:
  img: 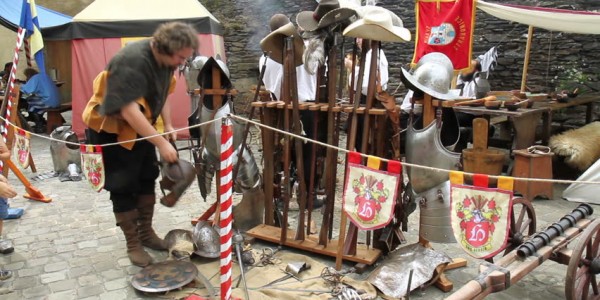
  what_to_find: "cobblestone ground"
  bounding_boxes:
[0,111,593,299]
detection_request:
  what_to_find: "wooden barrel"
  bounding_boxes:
[462,148,505,175]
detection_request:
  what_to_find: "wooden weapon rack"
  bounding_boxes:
[246,35,403,267]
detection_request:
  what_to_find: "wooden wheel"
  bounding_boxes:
[566,218,600,300]
[485,196,536,262]
[505,197,537,254]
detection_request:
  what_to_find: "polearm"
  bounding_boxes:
[232,52,269,187]
[327,33,345,240]
[343,40,380,256]
[333,38,368,268]
[318,33,339,246]
[288,36,308,241]
[305,64,324,236]
[279,36,293,244]
[446,203,594,300]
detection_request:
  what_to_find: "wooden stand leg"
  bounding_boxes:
[1,87,48,203]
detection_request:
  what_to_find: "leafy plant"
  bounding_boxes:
[551,65,590,93]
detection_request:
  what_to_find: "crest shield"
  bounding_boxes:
[80,145,105,192]
[450,184,512,259]
[13,129,30,169]
[342,154,401,231]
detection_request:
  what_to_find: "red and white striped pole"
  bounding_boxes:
[0,28,26,172]
[219,117,234,300]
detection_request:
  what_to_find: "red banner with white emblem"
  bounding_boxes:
[450,171,513,259]
[342,152,401,230]
[412,0,476,71]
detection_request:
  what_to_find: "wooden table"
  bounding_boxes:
[454,105,551,151]
[534,93,599,124]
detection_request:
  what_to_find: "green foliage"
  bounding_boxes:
[551,65,591,93]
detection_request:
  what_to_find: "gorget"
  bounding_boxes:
[406,120,461,194]
[200,102,244,158]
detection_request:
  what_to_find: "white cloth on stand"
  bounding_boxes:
[477,46,498,79]
[259,56,283,100]
[349,49,388,96]
[296,63,317,101]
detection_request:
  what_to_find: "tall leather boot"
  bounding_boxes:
[137,195,168,250]
[114,210,153,267]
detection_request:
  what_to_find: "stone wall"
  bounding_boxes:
[201,0,600,111]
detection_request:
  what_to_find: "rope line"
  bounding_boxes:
[3,111,600,186]
[227,113,600,186]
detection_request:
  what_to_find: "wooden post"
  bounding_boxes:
[520,26,534,93]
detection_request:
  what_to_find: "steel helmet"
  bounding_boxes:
[401,53,455,100]
[197,56,231,89]
[192,221,220,258]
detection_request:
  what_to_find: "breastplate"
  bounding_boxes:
[406,120,461,194]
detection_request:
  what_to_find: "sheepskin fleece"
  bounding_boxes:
[549,122,600,171]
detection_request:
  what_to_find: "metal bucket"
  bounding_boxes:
[49,126,81,173]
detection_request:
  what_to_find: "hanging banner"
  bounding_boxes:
[412,0,476,72]
[14,128,30,169]
[80,145,105,192]
[450,171,514,259]
[342,152,401,230]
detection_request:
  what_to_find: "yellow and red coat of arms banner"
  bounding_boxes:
[80,145,105,192]
[342,152,402,230]
[412,0,476,72]
[14,128,31,169]
[450,171,514,259]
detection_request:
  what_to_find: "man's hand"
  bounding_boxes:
[376,91,400,125]
[375,91,397,111]
[0,181,17,199]
[157,141,178,163]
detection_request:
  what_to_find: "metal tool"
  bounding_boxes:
[232,231,250,300]
[260,261,311,288]
[234,246,280,288]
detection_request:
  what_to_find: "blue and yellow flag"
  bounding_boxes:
[19,0,46,73]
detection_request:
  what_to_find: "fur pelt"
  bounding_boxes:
[302,33,325,75]
[549,122,600,171]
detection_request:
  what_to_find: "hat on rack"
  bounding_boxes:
[269,14,291,32]
[296,0,357,32]
[343,5,411,42]
[197,56,232,89]
[400,52,455,100]
[260,22,305,66]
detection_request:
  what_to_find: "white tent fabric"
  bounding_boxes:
[562,158,600,204]
[73,0,219,22]
[477,1,600,35]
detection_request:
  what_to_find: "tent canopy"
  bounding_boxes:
[68,0,225,139]
[0,0,72,38]
[46,0,223,39]
[477,1,600,35]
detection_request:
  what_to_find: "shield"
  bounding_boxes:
[80,145,105,192]
[13,129,30,169]
[130,260,198,293]
[342,162,400,230]
[450,184,512,259]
